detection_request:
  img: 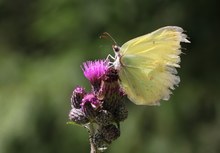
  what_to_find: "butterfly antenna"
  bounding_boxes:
[100,32,117,45]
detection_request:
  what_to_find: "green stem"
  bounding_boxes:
[89,123,100,153]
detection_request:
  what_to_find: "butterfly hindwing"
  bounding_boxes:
[119,54,179,105]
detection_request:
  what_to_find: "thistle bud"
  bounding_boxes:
[98,68,119,99]
[113,101,128,122]
[98,68,124,111]
[95,110,113,126]
[101,124,120,143]
[71,86,86,109]
[69,108,89,125]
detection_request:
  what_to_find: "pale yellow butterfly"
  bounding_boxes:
[110,26,190,105]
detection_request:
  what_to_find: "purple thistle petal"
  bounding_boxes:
[80,93,102,119]
[82,60,109,86]
[81,93,102,109]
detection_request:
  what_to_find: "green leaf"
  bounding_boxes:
[66,121,82,127]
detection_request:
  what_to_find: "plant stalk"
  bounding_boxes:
[88,123,100,153]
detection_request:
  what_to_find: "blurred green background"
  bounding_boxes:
[0,0,219,153]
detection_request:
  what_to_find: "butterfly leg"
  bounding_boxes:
[105,54,115,65]
[105,54,116,68]
[106,54,115,61]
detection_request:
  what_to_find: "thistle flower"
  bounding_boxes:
[82,60,108,92]
[81,94,101,109]
[69,59,128,152]
[81,93,102,119]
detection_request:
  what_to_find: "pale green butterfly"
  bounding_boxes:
[106,26,190,105]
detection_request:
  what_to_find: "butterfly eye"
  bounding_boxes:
[112,45,120,52]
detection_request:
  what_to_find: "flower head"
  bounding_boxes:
[69,59,128,152]
[81,94,101,109]
[81,93,102,119]
[82,60,109,92]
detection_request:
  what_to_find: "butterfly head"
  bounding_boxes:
[112,45,120,53]
[112,45,121,70]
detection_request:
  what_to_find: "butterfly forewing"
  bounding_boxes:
[118,26,189,105]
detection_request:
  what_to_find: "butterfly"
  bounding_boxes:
[104,26,190,105]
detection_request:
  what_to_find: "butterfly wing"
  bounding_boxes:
[118,26,189,105]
